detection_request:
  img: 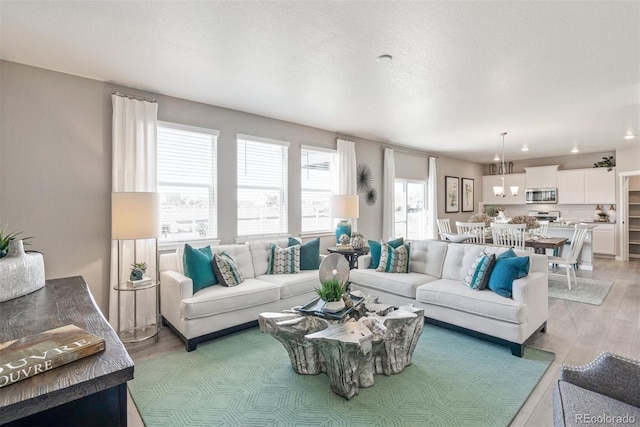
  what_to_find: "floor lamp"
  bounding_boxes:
[112,191,160,342]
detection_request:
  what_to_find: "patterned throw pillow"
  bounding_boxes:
[376,242,410,273]
[212,252,244,287]
[464,252,496,290]
[269,244,301,274]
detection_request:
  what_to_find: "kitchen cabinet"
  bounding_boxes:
[584,168,616,204]
[524,165,558,189]
[557,170,585,204]
[482,173,525,205]
[591,223,615,256]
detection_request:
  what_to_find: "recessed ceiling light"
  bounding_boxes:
[521,145,529,152]
[571,147,579,153]
[624,133,637,140]
[377,54,393,63]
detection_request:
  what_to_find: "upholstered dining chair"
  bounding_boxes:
[547,224,590,289]
[490,223,526,250]
[455,221,486,244]
[436,219,451,240]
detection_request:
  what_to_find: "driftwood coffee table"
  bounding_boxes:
[258,293,424,399]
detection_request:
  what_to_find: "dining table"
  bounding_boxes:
[524,237,568,255]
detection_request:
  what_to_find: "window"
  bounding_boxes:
[395,179,426,240]
[157,122,218,241]
[301,146,335,234]
[237,135,288,237]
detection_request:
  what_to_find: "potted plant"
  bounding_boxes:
[315,279,346,313]
[130,261,148,281]
[0,223,30,258]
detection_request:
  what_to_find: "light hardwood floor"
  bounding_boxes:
[125,257,640,427]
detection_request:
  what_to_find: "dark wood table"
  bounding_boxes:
[327,246,370,269]
[0,276,134,426]
[525,237,568,255]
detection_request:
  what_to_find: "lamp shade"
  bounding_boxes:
[330,194,359,219]
[112,192,160,239]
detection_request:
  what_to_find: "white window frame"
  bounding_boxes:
[236,134,289,239]
[157,121,219,248]
[395,178,427,240]
[301,145,336,236]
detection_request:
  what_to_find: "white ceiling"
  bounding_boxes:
[1,1,638,163]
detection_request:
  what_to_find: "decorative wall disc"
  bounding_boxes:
[357,163,373,193]
[365,188,378,206]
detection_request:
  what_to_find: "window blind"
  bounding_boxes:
[237,136,288,236]
[301,147,335,233]
[157,123,218,240]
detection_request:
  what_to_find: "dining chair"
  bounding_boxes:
[437,219,452,240]
[490,223,526,250]
[547,224,590,289]
[535,220,549,237]
[455,221,486,244]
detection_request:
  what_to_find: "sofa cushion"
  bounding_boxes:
[248,238,291,276]
[183,244,218,293]
[487,251,530,298]
[554,381,640,427]
[376,242,410,273]
[289,237,320,270]
[269,243,300,274]
[257,270,320,299]
[441,243,508,281]
[368,237,404,268]
[212,252,244,287]
[211,244,256,279]
[416,279,526,324]
[406,239,448,277]
[180,278,280,319]
[349,269,438,298]
[463,253,496,291]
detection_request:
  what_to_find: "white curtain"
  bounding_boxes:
[427,156,438,239]
[336,138,358,230]
[382,148,396,240]
[109,94,158,332]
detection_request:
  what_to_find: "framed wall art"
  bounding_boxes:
[445,176,459,213]
[461,178,474,212]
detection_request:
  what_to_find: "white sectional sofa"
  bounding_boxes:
[349,240,548,356]
[159,238,321,351]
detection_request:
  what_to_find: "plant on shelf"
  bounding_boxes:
[130,261,148,281]
[593,155,615,171]
[0,223,31,258]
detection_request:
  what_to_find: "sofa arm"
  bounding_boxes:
[511,271,547,304]
[559,352,640,408]
[160,270,194,301]
[357,254,372,269]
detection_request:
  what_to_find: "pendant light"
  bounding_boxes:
[493,132,519,197]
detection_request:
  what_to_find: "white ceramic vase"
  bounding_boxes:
[323,299,346,313]
[607,205,616,223]
[0,239,46,303]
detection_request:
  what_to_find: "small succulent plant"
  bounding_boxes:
[315,279,346,303]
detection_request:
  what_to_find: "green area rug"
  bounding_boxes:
[548,273,613,305]
[129,325,554,427]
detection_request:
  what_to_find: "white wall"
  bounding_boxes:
[0,60,484,315]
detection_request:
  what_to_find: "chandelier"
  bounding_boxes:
[493,132,519,197]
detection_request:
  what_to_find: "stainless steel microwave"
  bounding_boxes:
[525,188,557,204]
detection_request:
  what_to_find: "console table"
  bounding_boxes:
[0,276,134,426]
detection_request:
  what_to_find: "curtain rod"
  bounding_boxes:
[381,145,438,158]
[112,91,157,103]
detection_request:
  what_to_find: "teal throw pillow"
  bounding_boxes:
[464,253,496,290]
[368,237,404,268]
[183,244,217,293]
[487,255,530,298]
[288,237,320,270]
[270,243,301,274]
[376,242,410,273]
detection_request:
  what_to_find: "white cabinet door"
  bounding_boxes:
[584,168,616,204]
[557,170,585,204]
[592,223,615,255]
[525,165,558,189]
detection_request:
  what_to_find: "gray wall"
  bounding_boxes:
[1,60,480,315]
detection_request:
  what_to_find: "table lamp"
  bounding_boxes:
[330,194,359,244]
